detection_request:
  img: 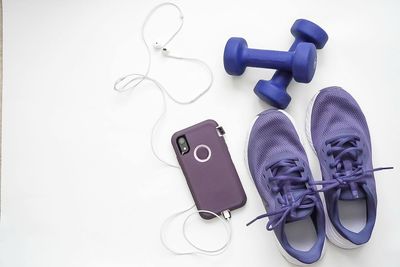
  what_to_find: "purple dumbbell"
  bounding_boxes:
[254,19,329,109]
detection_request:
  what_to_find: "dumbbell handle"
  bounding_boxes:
[268,39,305,88]
[269,71,292,88]
[243,48,295,72]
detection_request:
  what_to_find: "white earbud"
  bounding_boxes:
[153,42,163,49]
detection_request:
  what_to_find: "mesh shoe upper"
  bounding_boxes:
[248,109,325,264]
[309,87,378,245]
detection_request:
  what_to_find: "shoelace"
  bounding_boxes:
[310,135,393,196]
[247,158,317,230]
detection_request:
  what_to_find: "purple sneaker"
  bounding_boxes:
[246,109,325,265]
[306,87,392,248]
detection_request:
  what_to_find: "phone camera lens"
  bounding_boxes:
[177,136,190,155]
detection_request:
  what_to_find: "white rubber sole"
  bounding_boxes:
[305,91,361,250]
[244,109,326,265]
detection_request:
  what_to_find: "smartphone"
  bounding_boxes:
[171,119,246,219]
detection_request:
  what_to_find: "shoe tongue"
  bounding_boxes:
[272,160,314,222]
[285,190,314,223]
[338,159,366,200]
[339,184,366,200]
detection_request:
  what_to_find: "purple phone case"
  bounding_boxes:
[171,119,247,219]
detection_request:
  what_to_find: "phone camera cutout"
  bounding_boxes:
[194,144,211,163]
[177,136,190,155]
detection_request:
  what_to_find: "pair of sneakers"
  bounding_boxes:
[246,87,391,265]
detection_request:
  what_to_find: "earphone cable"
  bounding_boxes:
[160,205,232,256]
[113,2,213,167]
[114,2,230,256]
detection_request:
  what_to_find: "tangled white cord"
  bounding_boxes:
[113,2,213,168]
[160,205,232,256]
[114,2,231,256]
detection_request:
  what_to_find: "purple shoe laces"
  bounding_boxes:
[310,135,393,196]
[246,135,393,230]
[247,158,317,230]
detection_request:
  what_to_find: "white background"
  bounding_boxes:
[1,0,400,266]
